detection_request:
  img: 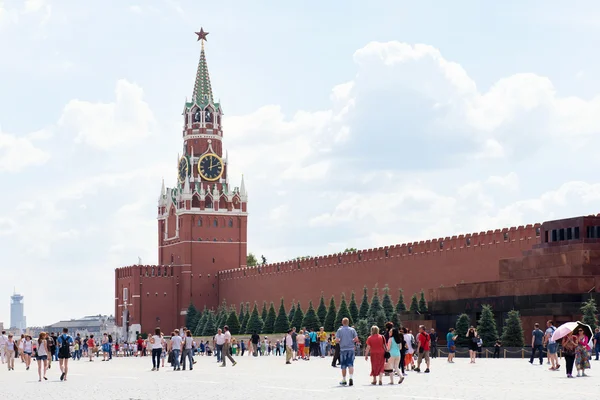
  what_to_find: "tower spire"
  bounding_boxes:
[192,28,213,106]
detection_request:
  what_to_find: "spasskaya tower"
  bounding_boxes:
[156,28,248,310]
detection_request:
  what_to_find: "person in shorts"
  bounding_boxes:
[545,320,559,370]
[446,328,457,363]
[335,317,359,386]
[57,328,73,381]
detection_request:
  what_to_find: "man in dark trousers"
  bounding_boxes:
[429,328,438,358]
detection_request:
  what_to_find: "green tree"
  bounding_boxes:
[418,289,428,313]
[247,253,258,267]
[344,248,357,253]
[274,298,290,333]
[194,306,208,336]
[395,289,407,313]
[288,302,296,323]
[382,285,395,321]
[246,302,264,334]
[216,300,229,329]
[263,302,277,334]
[185,303,198,329]
[324,295,338,332]
[241,302,250,333]
[409,294,419,313]
[359,286,370,319]
[501,310,525,347]
[391,309,401,329]
[455,313,471,347]
[238,302,244,322]
[349,291,359,323]
[302,301,321,331]
[202,310,217,336]
[367,286,384,322]
[317,293,328,326]
[375,310,387,331]
[476,304,498,347]
[355,318,369,345]
[226,306,241,334]
[581,297,599,332]
[336,293,353,326]
[261,301,268,322]
[291,302,304,330]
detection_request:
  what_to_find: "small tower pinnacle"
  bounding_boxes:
[192,28,213,106]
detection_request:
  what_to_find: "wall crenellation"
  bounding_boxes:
[218,223,541,281]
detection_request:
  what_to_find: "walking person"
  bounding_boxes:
[36,332,49,382]
[467,326,478,363]
[87,335,95,361]
[5,333,16,371]
[0,330,7,364]
[529,323,544,365]
[544,320,559,370]
[415,325,431,373]
[57,328,73,381]
[214,329,225,363]
[336,317,359,386]
[284,329,293,364]
[181,330,194,370]
[387,327,405,384]
[149,328,164,371]
[101,333,110,361]
[562,333,577,378]
[446,328,457,363]
[220,325,237,367]
[429,328,438,358]
[23,335,34,370]
[365,325,386,385]
[593,327,600,361]
[169,329,182,371]
[46,334,55,369]
[574,327,591,376]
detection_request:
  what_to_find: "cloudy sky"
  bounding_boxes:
[2,0,600,326]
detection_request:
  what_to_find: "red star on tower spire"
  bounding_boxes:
[195,28,209,42]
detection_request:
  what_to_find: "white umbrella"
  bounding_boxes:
[551,321,585,342]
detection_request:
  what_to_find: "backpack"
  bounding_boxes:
[59,334,71,357]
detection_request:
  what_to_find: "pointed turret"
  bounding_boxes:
[192,29,213,106]
[240,174,248,202]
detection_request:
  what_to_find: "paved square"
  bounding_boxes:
[1,355,598,399]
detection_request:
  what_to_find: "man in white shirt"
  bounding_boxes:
[285,329,293,364]
[181,330,194,371]
[0,331,7,364]
[220,325,237,367]
[170,329,183,371]
[214,329,225,363]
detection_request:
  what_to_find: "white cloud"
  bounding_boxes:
[129,5,142,13]
[58,79,156,150]
[0,128,50,172]
[23,0,45,13]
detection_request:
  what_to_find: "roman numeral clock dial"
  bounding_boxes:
[198,153,224,181]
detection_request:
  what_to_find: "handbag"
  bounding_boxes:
[382,336,390,360]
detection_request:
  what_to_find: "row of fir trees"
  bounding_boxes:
[453,298,600,348]
[184,285,430,337]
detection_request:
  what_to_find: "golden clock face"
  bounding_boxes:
[198,153,224,181]
[178,156,189,184]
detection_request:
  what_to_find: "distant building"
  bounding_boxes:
[46,315,117,339]
[10,292,26,331]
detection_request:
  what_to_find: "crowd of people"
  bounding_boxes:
[2,317,599,386]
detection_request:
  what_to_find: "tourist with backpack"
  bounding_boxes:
[415,325,431,373]
[57,328,73,381]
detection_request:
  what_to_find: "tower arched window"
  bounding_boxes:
[228,219,233,228]
[197,218,202,227]
[213,219,218,227]
[205,196,213,209]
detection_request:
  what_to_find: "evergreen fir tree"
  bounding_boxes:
[226,306,241,334]
[382,285,395,321]
[349,291,359,323]
[238,302,244,322]
[581,297,599,332]
[263,302,277,334]
[418,289,428,313]
[476,304,498,347]
[246,302,264,334]
[274,298,290,333]
[241,303,250,333]
[409,294,419,313]
[454,313,470,347]
[261,301,268,322]
[324,295,338,332]
[391,309,401,329]
[202,310,217,336]
[302,301,321,331]
[316,293,328,326]
[288,302,296,323]
[501,310,525,347]
[185,303,198,329]
[336,293,353,326]
[375,310,387,331]
[359,286,370,319]
[355,318,369,345]
[291,302,304,330]
[395,289,407,313]
[194,306,208,336]
[367,286,384,321]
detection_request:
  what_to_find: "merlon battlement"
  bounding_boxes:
[218,223,542,280]
[115,265,177,279]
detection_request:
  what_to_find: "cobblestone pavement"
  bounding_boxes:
[1,355,598,400]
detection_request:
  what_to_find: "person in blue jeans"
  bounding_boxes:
[336,317,359,386]
[593,328,600,360]
[170,329,183,371]
[529,323,544,365]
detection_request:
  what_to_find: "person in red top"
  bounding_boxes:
[87,335,95,362]
[136,336,144,357]
[365,325,387,385]
[415,325,431,373]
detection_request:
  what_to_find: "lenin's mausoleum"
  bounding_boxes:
[115,31,600,339]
